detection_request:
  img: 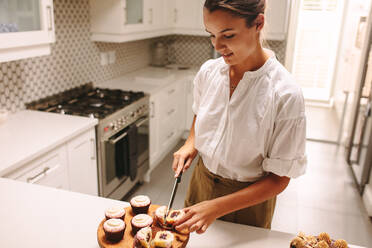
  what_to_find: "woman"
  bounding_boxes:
[172,0,307,234]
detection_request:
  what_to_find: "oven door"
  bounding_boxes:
[101,116,149,197]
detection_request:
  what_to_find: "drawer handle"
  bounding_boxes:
[90,138,96,160]
[149,8,153,24]
[27,167,50,184]
[167,131,174,139]
[174,9,177,23]
[168,89,175,95]
[150,101,155,118]
[167,109,175,116]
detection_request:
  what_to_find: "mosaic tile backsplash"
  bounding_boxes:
[0,0,286,112]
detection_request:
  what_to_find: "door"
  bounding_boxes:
[0,0,55,62]
[346,7,372,193]
[67,129,98,196]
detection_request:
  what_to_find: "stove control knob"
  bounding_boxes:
[130,111,135,117]
[109,123,114,130]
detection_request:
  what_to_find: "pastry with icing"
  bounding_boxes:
[105,206,126,220]
[131,214,153,235]
[130,195,151,215]
[103,218,126,243]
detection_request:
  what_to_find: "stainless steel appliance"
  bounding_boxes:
[26,83,150,200]
[346,19,372,194]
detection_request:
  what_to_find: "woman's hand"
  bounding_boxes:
[174,200,221,234]
[172,142,197,177]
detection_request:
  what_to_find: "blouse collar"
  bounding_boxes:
[219,54,277,81]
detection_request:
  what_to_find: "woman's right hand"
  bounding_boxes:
[172,142,198,177]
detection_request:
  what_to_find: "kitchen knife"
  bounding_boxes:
[164,171,183,221]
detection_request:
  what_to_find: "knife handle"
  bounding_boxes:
[176,171,183,183]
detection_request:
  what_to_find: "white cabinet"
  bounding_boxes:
[66,129,98,196]
[5,145,70,190]
[168,0,207,36]
[148,80,186,171]
[90,0,169,42]
[265,0,290,40]
[4,127,98,196]
[0,0,55,62]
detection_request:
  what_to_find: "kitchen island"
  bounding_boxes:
[0,178,364,248]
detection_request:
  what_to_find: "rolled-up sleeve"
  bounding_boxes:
[263,116,307,178]
[263,84,307,178]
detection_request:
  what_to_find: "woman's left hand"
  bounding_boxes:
[174,200,222,234]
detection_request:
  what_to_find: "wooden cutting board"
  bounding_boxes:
[97,204,189,248]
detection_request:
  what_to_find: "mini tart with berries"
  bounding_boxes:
[151,230,174,248]
[154,206,185,230]
[290,232,348,248]
[133,226,152,248]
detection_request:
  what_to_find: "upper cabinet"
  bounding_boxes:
[265,0,290,40]
[89,0,290,43]
[0,0,55,63]
[90,0,169,43]
[168,0,208,36]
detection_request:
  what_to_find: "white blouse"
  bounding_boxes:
[192,56,307,182]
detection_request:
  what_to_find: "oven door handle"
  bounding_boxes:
[136,116,149,128]
[109,131,128,145]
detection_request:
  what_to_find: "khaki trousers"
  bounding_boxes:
[184,157,276,229]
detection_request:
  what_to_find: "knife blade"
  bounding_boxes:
[164,171,183,221]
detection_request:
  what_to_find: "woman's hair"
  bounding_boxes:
[204,0,266,28]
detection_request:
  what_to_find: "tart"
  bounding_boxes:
[133,226,152,248]
[154,206,185,230]
[151,230,174,248]
[290,232,349,248]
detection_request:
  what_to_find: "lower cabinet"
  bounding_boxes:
[6,145,70,190]
[148,78,187,173]
[5,127,98,196]
[66,129,98,196]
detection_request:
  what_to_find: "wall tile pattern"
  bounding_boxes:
[0,0,152,112]
[0,0,287,113]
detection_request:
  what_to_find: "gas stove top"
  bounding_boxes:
[26,83,145,119]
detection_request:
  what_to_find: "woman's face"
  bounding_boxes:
[203,8,262,66]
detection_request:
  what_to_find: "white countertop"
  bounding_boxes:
[96,66,198,94]
[0,110,98,177]
[0,178,364,248]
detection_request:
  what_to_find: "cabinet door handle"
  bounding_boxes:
[90,138,96,160]
[168,88,175,95]
[122,0,127,25]
[27,167,50,184]
[149,8,153,24]
[150,101,155,118]
[174,9,178,23]
[167,109,175,116]
[46,5,53,31]
[167,131,175,139]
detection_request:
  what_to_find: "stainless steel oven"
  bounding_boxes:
[25,82,150,200]
[97,96,150,200]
